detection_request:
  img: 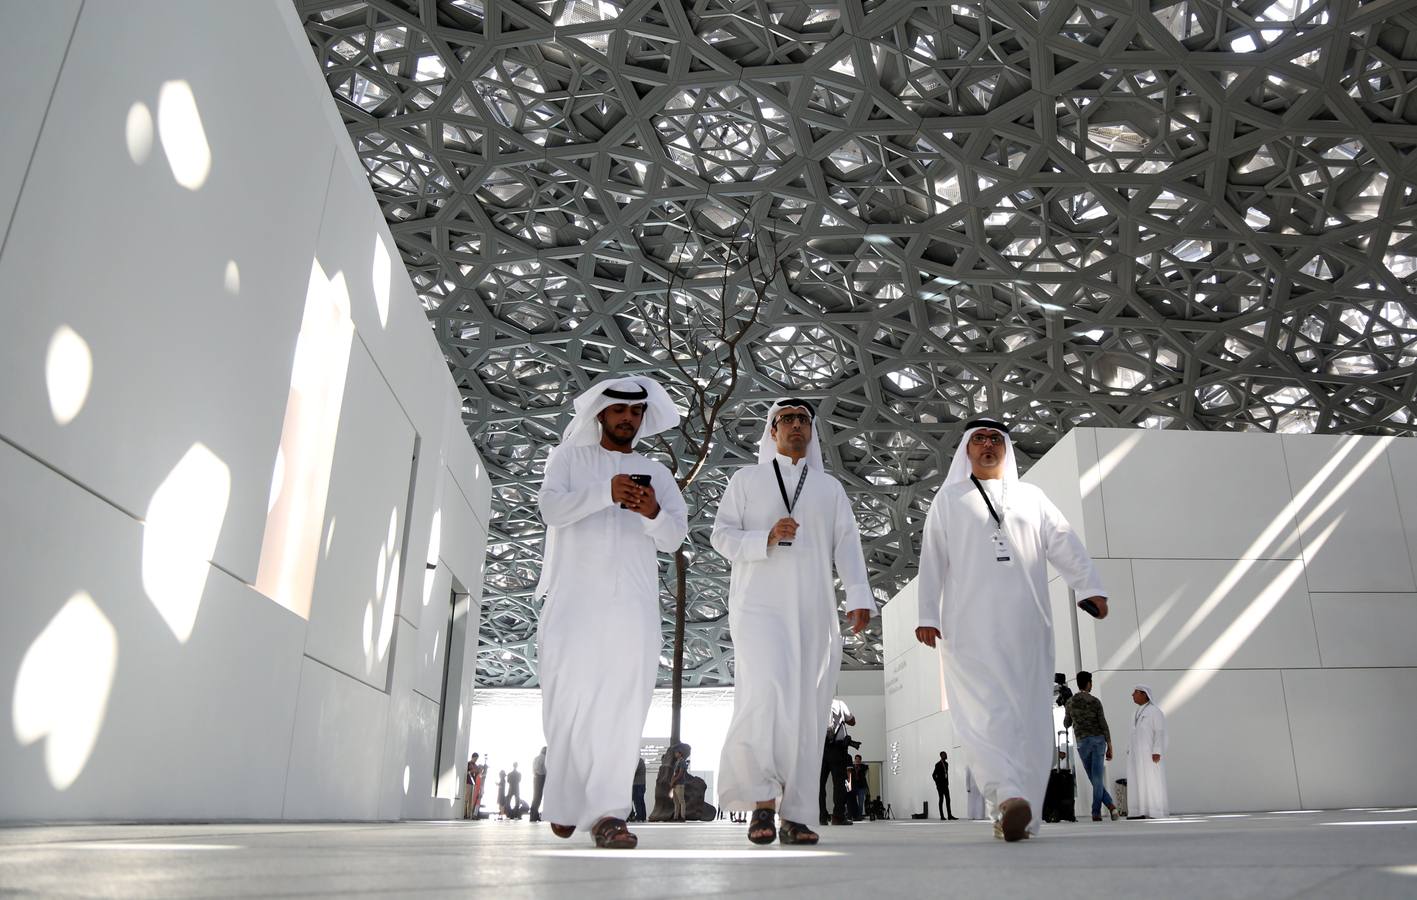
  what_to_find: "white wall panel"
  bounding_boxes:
[0,442,305,820]
[1281,435,1416,593]
[1098,431,1301,561]
[377,617,424,820]
[1095,669,1301,815]
[303,342,416,689]
[1048,578,1076,678]
[399,692,443,819]
[1284,668,1417,809]
[1311,593,1417,669]
[415,566,457,703]
[1078,558,1142,673]
[1383,438,1417,592]
[282,657,389,819]
[881,580,917,664]
[1131,558,1321,671]
[0,2,80,243]
[0,0,338,585]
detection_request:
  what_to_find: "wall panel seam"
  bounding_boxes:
[0,0,84,260]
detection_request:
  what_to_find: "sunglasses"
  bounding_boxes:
[774,413,812,427]
[969,432,1005,446]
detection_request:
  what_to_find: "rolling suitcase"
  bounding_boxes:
[1042,730,1076,823]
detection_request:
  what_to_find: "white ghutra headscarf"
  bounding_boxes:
[943,417,1019,487]
[755,398,825,471]
[560,375,679,448]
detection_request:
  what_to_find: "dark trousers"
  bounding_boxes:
[630,784,646,822]
[936,784,953,818]
[818,741,851,820]
[530,774,545,820]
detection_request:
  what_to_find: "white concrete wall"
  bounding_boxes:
[884,429,1417,817]
[0,1,489,822]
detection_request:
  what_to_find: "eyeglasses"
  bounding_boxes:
[774,413,812,427]
[969,432,1005,446]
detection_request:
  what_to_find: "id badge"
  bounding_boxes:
[992,532,1012,564]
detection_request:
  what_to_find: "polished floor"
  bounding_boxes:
[1,808,1415,899]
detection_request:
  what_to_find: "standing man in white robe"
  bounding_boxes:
[914,418,1108,842]
[1126,684,1169,819]
[535,375,688,849]
[713,399,875,846]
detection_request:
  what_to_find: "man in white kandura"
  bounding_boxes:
[914,417,1108,842]
[1127,684,1169,819]
[535,375,688,849]
[713,399,875,846]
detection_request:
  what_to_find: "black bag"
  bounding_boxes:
[1042,730,1076,823]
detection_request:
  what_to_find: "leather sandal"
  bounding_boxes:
[591,817,638,849]
[999,798,1032,842]
[778,820,820,845]
[747,808,776,845]
[549,823,575,839]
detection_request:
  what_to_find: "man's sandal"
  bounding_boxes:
[591,817,638,849]
[549,823,575,839]
[747,808,776,845]
[999,798,1032,842]
[778,820,820,845]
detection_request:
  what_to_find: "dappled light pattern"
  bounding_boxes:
[141,442,231,643]
[298,0,1417,686]
[157,80,211,191]
[12,592,118,790]
[255,259,355,619]
[44,325,92,427]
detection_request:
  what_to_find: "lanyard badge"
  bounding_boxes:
[971,475,1012,564]
[772,459,808,547]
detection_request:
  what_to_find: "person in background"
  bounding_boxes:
[670,747,690,822]
[932,751,958,820]
[507,762,523,812]
[630,757,647,823]
[529,747,547,822]
[850,755,870,821]
[1064,671,1119,821]
[1127,684,1169,819]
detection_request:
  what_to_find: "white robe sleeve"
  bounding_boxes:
[642,467,689,552]
[538,447,613,527]
[711,471,770,563]
[830,482,875,614]
[916,497,948,635]
[1038,493,1106,599]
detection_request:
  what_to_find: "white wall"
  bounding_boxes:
[0,1,489,822]
[883,429,1417,817]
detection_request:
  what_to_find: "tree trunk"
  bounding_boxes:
[670,547,687,745]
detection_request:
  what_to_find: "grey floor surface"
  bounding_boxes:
[2,808,1415,899]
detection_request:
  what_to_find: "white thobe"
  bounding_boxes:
[917,477,1104,835]
[712,455,875,825]
[1127,703,1169,818]
[535,443,687,829]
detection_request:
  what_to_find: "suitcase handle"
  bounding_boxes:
[1054,730,1073,772]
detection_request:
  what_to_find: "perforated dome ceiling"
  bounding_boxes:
[298,0,1417,686]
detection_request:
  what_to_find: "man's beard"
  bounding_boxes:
[605,425,635,447]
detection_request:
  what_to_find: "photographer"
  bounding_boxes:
[818,697,858,826]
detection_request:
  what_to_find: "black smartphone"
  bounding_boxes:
[1078,597,1101,618]
[622,473,652,509]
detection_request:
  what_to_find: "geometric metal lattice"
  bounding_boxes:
[298,0,1417,686]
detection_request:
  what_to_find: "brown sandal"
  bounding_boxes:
[748,808,776,845]
[999,798,1032,842]
[591,817,638,849]
[549,823,575,839]
[778,820,819,845]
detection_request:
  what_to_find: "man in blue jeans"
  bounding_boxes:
[1063,671,1119,821]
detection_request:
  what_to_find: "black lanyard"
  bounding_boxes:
[773,459,809,514]
[970,475,1002,528]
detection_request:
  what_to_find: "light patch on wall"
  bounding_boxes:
[224,260,240,295]
[323,516,337,559]
[372,235,392,327]
[157,80,211,190]
[403,765,411,795]
[141,443,231,643]
[374,508,402,664]
[12,592,118,790]
[125,102,153,164]
[255,259,355,619]
[45,325,93,426]
[423,508,442,606]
